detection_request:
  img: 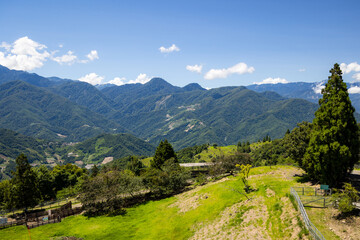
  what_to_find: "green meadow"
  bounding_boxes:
[1,166,318,240]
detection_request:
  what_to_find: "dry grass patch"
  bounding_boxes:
[190,197,270,240]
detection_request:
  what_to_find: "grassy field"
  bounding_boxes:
[194,145,238,162]
[2,165,318,240]
[142,145,239,166]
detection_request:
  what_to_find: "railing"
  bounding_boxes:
[290,187,326,240]
[292,187,332,208]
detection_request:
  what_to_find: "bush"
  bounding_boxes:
[331,183,360,213]
[143,159,190,197]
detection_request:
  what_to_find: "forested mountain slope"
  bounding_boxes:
[0,81,125,142]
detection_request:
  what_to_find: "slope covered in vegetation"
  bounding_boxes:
[1,166,310,240]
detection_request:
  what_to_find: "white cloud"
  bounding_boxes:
[0,36,98,70]
[348,86,360,94]
[108,77,126,86]
[0,42,11,51]
[159,44,180,53]
[78,73,104,85]
[52,51,77,65]
[352,73,360,82]
[204,62,255,80]
[253,77,288,85]
[79,50,99,63]
[87,50,99,61]
[0,36,50,71]
[312,82,325,94]
[340,62,360,74]
[128,73,152,84]
[186,64,203,73]
[299,68,306,72]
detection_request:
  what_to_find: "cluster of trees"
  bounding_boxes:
[251,64,360,187]
[79,140,190,216]
[0,154,87,211]
[177,144,209,163]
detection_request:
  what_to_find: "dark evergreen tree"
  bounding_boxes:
[150,140,177,169]
[303,63,360,186]
[12,154,41,210]
[91,164,99,178]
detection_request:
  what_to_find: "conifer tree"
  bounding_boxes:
[303,63,359,186]
[150,140,177,169]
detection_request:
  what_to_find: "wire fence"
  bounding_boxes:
[290,187,326,240]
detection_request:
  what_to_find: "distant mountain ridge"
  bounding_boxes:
[0,64,350,150]
[247,81,360,112]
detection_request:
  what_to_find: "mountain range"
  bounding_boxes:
[0,64,358,151]
[247,81,360,113]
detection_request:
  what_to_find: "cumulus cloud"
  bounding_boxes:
[253,77,288,85]
[312,82,325,94]
[299,68,306,72]
[352,73,360,82]
[78,73,104,85]
[159,44,180,53]
[52,51,77,65]
[348,86,360,94]
[186,64,202,73]
[87,50,99,61]
[0,42,11,51]
[128,73,152,84]
[0,36,99,70]
[340,62,360,74]
[79,50,99,63]
[204,62,255,80]
[0,36,50,71]
[108,77,126,86]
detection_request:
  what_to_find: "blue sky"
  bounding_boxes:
[1,0,360,88]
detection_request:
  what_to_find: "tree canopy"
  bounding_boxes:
[12,154,41,209]
[303,63,360,186]
[150,140,177,169]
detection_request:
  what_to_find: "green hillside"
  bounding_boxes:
[0,128,48,163]
[1,166,313,240]
[62,133,156,164]
[112,86,318,149]
[0,81,125,142]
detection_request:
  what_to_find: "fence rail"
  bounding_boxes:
[290,187,326,240]
[0,206,82,230]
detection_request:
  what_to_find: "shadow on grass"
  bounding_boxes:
[333,208,360,220]
[294,173,319,185]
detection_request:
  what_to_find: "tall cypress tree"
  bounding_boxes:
[12,154,41,210]
[303,63,359,186]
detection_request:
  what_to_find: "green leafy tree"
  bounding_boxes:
[303,64,360,186]
[35,165,56,201]
[126,156,144,176]
[284,122,312,167]
[150,140,177,169]
[0,180,16,210]
[12,154,41,210]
